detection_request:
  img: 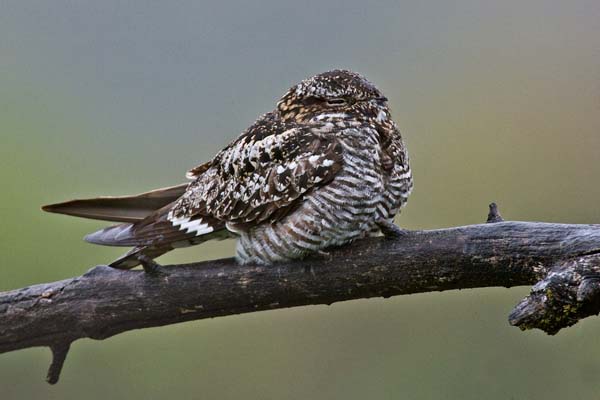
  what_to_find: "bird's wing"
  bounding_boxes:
[86,115,343,250]
[84,204,226,247]
[171,115,344,228]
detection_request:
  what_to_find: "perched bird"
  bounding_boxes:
[43,70,413,270]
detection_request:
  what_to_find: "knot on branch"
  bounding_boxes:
[486,203,504,223]
[509,254,600,335]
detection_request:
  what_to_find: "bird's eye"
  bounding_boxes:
[326,98,348,106]
[302,96,325,106]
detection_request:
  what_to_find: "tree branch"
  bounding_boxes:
[1,204,600,384]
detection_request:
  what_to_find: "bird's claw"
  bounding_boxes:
[137,255,166,275]
[377,220,410,239]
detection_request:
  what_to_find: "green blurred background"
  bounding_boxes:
[2,1,600,398]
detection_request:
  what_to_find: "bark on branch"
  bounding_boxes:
[1,205,600,384]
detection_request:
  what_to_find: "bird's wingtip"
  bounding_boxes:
[41,202,62,213]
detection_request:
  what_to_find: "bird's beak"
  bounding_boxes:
[375,96,388,104]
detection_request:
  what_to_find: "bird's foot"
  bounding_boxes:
[137,254,166,275]
[316,249,332,259]
[304,249,333,262]
[302,250,333,275]
[377,219,410,239]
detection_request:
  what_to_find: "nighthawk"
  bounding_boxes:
[43,70,413,270]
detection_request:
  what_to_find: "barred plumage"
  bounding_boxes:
[43,70,413,268]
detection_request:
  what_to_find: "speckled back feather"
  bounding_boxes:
[170,112,344,228]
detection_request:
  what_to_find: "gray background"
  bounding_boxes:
[1,1,600,398]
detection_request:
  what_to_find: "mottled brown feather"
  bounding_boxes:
[172,113,344,229]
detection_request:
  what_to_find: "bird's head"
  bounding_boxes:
[277,70,391,126]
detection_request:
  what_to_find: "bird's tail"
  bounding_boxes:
[42,183,191,269]
[42,182,228,269]
[41,183,188,223]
